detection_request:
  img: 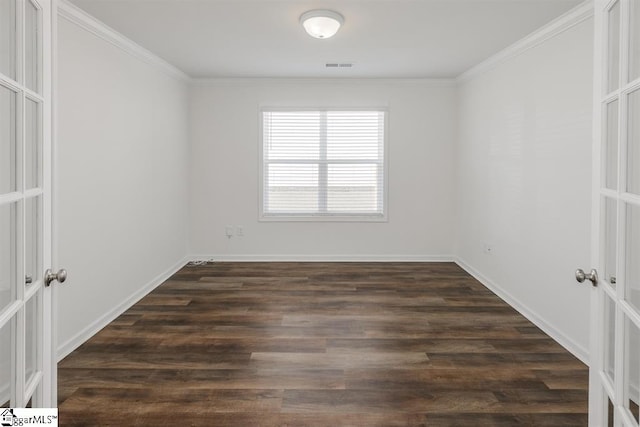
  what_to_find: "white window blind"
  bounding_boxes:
[261,109,386,219]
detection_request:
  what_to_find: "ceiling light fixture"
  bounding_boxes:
[300,10,344,39]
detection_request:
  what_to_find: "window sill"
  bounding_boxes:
[259,214,388,223]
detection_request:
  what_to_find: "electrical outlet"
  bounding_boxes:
[225,226,234,238]
[236,226,244,237]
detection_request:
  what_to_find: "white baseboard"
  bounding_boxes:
[55,254,588,368]
[455,257,589,365]
[56,256,190,362]
[189,254,455,263]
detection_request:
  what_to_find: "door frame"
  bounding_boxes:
[43,0,57,407]
[38,0,54,407]
[590,0,640,425]
[589,0,605,423]
[0,0,56,408]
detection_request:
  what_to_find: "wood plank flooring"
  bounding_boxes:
[58,262,588,426]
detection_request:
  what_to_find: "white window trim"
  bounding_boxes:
[258,107,389,222]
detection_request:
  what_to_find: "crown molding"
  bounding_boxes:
[56,0,592,87]
[456,0,594,84]
[58,0,190,82]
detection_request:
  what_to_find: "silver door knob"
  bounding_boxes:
[575,268,598,286]
[45,268,67,287]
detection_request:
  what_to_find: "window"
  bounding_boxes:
[261,109,386,220]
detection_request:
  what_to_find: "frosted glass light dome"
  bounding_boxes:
[300,10,344,39]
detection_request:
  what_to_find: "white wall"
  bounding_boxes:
[56,17,190,357]
[189,79,457,260]
[54,3,595,365]
[455,19,594,360]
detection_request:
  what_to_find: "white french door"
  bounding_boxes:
[0,0,56,408]
[590,0,640,425]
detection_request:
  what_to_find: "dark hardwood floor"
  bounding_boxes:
[58,262,588,426]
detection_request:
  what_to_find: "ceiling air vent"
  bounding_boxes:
[326,63,353,68]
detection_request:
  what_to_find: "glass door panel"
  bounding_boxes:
[628,88,640,195]
[609,395,616,427]
[0,320,11,407]
[631,0,640,82]
[0,203,17,314]
[625,317,640,423]
[24,197,40,287]
[0,85,17,194]
[605,293,617,383]
[605,197,618,287]
[609,1,622,93]
[24,293,38,386]
[0,0,16,80]
[25,98,40,190]
[626,204,640,313]
[606,100,620,190]
[24,0,39,93]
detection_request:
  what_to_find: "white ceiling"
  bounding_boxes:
[69,0,584,79]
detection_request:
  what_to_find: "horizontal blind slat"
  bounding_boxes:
[263,110,385,217]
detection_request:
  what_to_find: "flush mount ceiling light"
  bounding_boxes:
[300,10,344,39]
